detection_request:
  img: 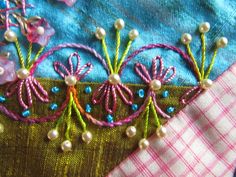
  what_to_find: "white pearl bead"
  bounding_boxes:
[4,30,17,42]
[139,138,149,150]
[126,126,137,138]
[0,123,4,134]
[200,79,213,89]
[65,75,77,86]
[0,66,5,76]
[95,27,106,40]
[199,22,210,33]
[156,126,167,138]
[16,68,29,79]
[216,37,228,48]
[47,129,59,141]
[149,79,161,91]
[82,131,93,144]
[61,140,72,152]
[114,18,125,30]
[108,74,121,85]
[181,33,192,45]
[129,29,139,40]
[36,26,45,35]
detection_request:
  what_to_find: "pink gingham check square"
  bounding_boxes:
[108,63,236,177]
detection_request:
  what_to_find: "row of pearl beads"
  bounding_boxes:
[95,18,139,40]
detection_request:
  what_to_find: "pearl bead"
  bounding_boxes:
[95,27,106,40]
[16,68,29,79]
[156,126,167,138]
[200,79,213,89]
[216,37,228,48]
[65,75,77,86]
[4,30,17,42]
[108,74,121,85]
[199,22,210,33]
[139,138,149,150]
[114,18,125,30]
[129,29,139,40]
[0,123,4,134]
[82,131,93,144]
[0,66,5,75]
[36,26,45,35]
[47,129,59,141]
[149,79,161,91]
[61,140,72,152]
[126,126,137,138]
[181,33,192,45]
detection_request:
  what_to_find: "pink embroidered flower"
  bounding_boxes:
[58,0,77,6]
[54,52,93,85]
[0,56,16,85]
[26,17,55,46]
[135,56,176,119]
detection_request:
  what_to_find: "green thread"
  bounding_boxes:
[186,44,202,81]
[55,108,67,129]
[65,93,73,140]
[150,99,161,128]
[14,39,25,68]
[200,34,206,78]
[26,42,33,68]
[204,49,218,79]
[116,40,132,73]
[102,38,114,73]
[72,101,86,131]
[114,30,121,73]
[28,47,44,69]
[143,97,152,138]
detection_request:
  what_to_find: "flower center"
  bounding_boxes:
[149,79,161,91]
[108,74,121,85]
[0,66,5,76]
[200,79,213,89]
[65,75,77,86]
[16,68,29,80]
[37,26,45,35]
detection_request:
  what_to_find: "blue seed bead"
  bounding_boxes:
[0,96,6,103]
[51,87,60,94]
[106,114,114,123]
[166,106,175,113]
[50,103,58,111]
[131,104,138,111]
[85,104,92,113]
[0,1,6,9]
[22,110,30,117]
[137,89,145,98]
[84,86,92,94]
[162,90,169,98]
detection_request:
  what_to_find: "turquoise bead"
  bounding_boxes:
[137,89,145,98]
[85,104,92,113]
[51,87,60,94]
[0,1,6,9]
[50,103,58,111]
[84,86,92,94]
[0,96,6,103]
[106,114,114,123]
[22,110,30,117]
[131,104,138,111]
[162,90,169,98]
[166,106,175,113]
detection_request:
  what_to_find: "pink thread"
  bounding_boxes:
[5,0,10,30]
[180,85,202,104]
[0,4,33,13]
[115,83,133,105]
[22,0,26,16]
[161,66,176,84]
[152,56,164,80]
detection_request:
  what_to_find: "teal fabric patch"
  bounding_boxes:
[0,0,236,86]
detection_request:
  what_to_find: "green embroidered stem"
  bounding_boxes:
[143,97,152,138]
[55,108,67,129]
[150,99,161,128]
[26,42,33,68]
[28,46,44,69]
[72,101,87,132]
[204,49,218,79]
[102,38,114,73]
[65,92,73,140]
[200,34,206,78]
[116,40,132,73]
[14,39,25,68]
[114,30,121,73]
[186,44,202,81]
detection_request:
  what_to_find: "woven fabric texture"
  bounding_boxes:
[108,63,236,177]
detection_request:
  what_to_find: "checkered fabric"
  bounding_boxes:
[108,63,236,177]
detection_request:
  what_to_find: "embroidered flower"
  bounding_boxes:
[54,52,93,85]
[135,56,176,119]
[58,0,77,6]
[0,56,16,85]
[26,17,55,46]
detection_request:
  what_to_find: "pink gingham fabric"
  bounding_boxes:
[108,63,236,177]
